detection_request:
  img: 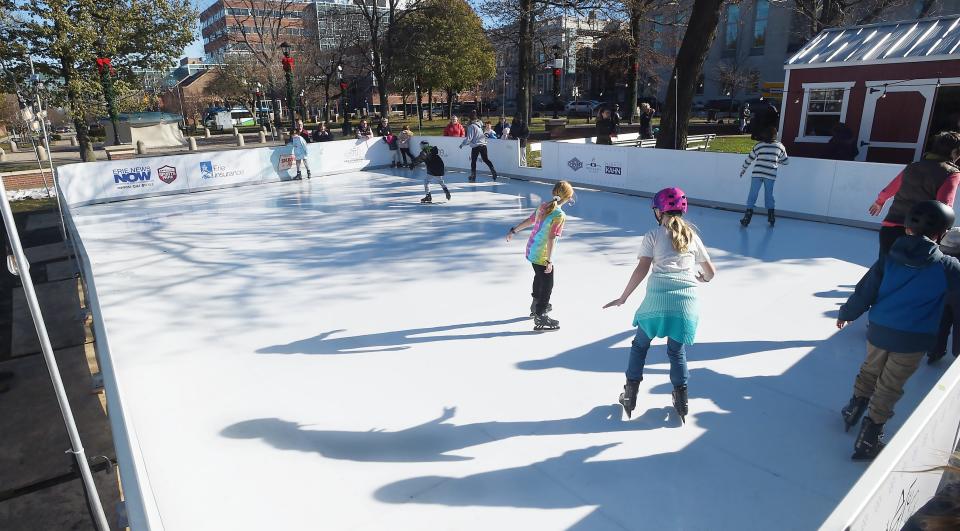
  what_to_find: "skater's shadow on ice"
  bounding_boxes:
[221,404,664,463]
[516,330,821,373]
[257,317,537,355]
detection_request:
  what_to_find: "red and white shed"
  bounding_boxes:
[780,15,960,164]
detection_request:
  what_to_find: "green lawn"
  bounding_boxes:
[706,135,756,154]
[11,197,58,213]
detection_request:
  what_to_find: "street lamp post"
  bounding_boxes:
[551,45,563,119]
[502,72,509,122]
[338,64,351,137]
[96,37,121,145]
[280,41,296,130]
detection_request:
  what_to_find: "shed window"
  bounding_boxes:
[804,88,844,136]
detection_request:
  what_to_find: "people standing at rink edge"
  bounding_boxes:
[838,200,960,461]
[460,111,498,182]
[740,126,789,227]
[443,116,465,137]
[869,131,960,259]
[603,187,716,424]
[398,125,414,167]
[506,181,574,331]
[356,119,373,140]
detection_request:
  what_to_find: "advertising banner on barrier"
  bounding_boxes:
[58,154,193,205]
[184,149,267,191]
[559,144,632,189]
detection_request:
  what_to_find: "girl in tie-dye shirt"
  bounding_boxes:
[506,181,575,330]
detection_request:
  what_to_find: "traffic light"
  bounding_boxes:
[552,68,561,99]
[339,81,348,91]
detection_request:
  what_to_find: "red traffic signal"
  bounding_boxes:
[552,68,562,77]
[339,81,348,91]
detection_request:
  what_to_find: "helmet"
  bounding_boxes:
[652,187,688,214]
[906,200,955,237]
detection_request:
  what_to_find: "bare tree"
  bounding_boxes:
[230,0,305,126]
[787,0,912,41]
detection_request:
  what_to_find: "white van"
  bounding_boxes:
[204,108,258,130]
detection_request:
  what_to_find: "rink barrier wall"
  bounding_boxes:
[56,137,958,528]
[820,358,960,530]
[60,204,165,530]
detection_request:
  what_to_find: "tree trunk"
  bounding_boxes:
[375,70,390,118]
[60,57,95,162]
[446,88,455,119]
[415,83,423,130]
[627,5,643,124]
[428,88,434,120]
[657,0,724,149]
[516,0,533,123]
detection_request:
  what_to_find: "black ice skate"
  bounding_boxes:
[740,209,753,227]
[619,379,640,419]
[443,187,451,200]
[295,171,303,181]
[841,395,869,432]
[420,193,433,204]
[492,171,499,181]
[852,416,885,461]
[533,313,559,331]
[468,173,477,182]
[306,170,312,179]
[672,385,689,424]
[768,208,776,226]
[529,299,553,318]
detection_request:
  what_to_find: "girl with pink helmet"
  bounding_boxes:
[604,187,717,423]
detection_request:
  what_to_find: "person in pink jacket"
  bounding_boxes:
[443,116,465,137]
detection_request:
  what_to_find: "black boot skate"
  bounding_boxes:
[852,416,885,461]
[672,385,689,424]
[619,379,641,419]
[295,171,303,181]
[533,312,559,331]
[768,208,776,226]
[740,209,753,227]
[529,298,553,318]
[841,395,869,432]
[420,193,433,204]
[306,170,312,179]
[443,186,451,200]
[492,170,499,181]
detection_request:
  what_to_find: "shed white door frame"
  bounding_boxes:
[856,77,958,162]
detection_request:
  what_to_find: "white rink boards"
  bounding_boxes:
[69,168,948,530]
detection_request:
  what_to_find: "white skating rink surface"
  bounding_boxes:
[72,169,946,530]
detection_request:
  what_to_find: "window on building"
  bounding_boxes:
[804,88,845,136]
[752,0,768,52]
[724,5,739,53]
[653,15,664,52]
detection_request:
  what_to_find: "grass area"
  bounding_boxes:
[706,135,756,154]
[0,163,46,173]
[10,197,57,213]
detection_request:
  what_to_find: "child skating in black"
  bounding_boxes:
[410,141,451,204]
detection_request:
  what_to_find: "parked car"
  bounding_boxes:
[565,100,600,115]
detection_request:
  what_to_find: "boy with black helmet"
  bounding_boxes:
[837,200,960,460]
[409,140,451,204]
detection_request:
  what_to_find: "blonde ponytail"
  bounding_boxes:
[663,213,694,253]
[540,180,574,220]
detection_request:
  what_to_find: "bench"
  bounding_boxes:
[612,138,657,148]
[104,145,137,160]
[685,134,716,151]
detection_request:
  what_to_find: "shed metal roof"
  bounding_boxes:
[785,15,960,69]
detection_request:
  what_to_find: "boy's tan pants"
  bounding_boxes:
[853,342,925,424]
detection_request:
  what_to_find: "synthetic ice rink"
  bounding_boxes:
[70,168,945,530]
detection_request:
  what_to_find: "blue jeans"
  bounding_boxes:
[746,177,775,209]
[625,328,689,387]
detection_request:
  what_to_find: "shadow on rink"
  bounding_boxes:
[363,321,944,530]
[220,404,677,463]
[256,317,538,355]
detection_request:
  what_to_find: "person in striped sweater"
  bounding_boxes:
[740,126,789,227]
[604,187,717,423]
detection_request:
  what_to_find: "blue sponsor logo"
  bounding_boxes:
[200,161,213,179]
[567,157,583,171]
[199,161,244,179]
[605,166,622,175]
[113,167,151,184]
